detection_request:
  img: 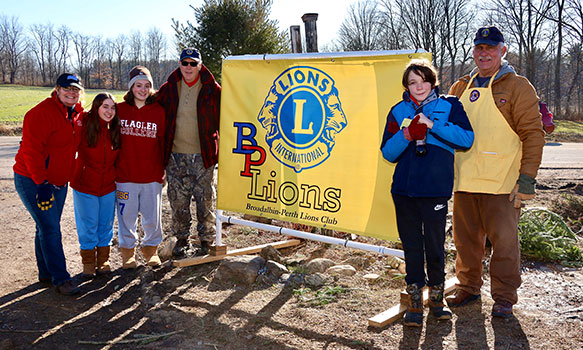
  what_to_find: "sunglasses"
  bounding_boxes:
[181,61,199,67]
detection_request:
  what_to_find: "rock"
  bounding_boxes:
[363,273,380,282]
[158,236,177,261]
[214,255,265,285]
[342,256,372,270]
[260,245,283,264]
[387,256,404,269]
[326,265,357,277]
[304,258,336,273]
[284,273,305,287]
[305,273,327,289]
[266,260,288,278]
[398,263,407,274]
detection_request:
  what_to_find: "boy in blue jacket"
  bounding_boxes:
[380,59,474,327]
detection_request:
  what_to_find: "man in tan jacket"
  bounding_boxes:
[446,26,545,318]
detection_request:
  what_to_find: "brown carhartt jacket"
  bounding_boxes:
[449,66,545,179]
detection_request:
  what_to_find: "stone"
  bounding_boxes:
[387,256,404,269]
[305,273,326,289]
[326,265,357,277]
[363,273,380,282]
[266,260,288,278]
[342,256,372,270]
[304,258,336,273]
[214,255,265,285]
[260,245,283,264]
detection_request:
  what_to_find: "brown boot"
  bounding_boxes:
[80,249,96,277]
[428,283,452,320]
[120,247,137,269]
[96,246,111,274]
[403,284,423,327]
[141,245,161,267]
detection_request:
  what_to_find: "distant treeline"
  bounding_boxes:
[2,0,583,120]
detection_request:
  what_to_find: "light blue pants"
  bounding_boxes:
[116,182,163,249]
[73,190,116,250]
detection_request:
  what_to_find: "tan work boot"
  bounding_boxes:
[428,283,452,320]
[96,246,112,274]
[141,245,161,267]
[120,247,137,269]
[80,249,96,277]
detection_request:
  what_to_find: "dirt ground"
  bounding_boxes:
[0,143,582,349]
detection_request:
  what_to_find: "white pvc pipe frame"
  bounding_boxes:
[215,209,405,259]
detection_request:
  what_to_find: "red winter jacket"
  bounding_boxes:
[70,112,120,196]
[116,101,165,184]
[156,65,221,168]
[13,92,83,186]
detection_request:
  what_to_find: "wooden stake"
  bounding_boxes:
[172,239,301,267]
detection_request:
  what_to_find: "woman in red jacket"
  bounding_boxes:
[13,73,84,296]
[116,66,165,269]
[71,93,120,277]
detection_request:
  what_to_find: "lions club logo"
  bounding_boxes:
[469,90,480,102]
[257,66,347,173]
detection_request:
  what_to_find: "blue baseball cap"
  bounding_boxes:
[56,73,83,89]
[180,48,202,63]
[474,26,505,46]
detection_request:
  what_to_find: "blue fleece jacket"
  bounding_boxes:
[380,88,474,198]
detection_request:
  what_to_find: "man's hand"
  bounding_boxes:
[36,181,55,211]
[508,174,536,208]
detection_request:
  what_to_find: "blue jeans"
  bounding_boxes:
[392,194,448,287]
[14,173,71,286]
[73,189,115,250]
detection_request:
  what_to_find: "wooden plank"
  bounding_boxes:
[368,277,459,328]
[173,239,301,267]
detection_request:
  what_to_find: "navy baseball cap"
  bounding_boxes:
[474,26,505,46]
[180,48,201,63]
[56,73,83,89]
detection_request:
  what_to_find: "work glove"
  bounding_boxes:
[36,181,55,211]
[406,115,428,141]
[509,174,536,209]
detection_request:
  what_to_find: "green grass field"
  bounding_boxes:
[0,84,126,123]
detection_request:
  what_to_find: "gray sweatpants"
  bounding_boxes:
[116,182,163,249]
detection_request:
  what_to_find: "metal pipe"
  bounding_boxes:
[215,211,404,258]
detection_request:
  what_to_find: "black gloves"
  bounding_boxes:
[36,181,55,211]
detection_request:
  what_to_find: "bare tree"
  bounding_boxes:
[53,25,71,76]
[486,0,554,82]
[29,23,60,85]
[378,0,408,50]
[440,0,475,86]
[128,31,143,67]
[71,33,94,88]
[112,34,127,89]
[1,16,27,83]
[145,27,167,87]
[93,36,105,88]
[337,0,385,51]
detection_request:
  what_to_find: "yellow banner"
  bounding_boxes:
[218,52,431,241]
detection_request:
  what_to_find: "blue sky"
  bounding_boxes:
[2,0,358,54]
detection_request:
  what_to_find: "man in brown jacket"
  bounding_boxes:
[446,26,545,318]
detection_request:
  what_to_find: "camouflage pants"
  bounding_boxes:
[166,152,216,243]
